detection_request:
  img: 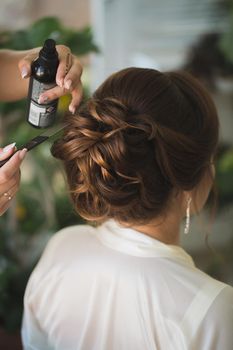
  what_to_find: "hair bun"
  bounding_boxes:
[64,97,158,159]
[52,95,163,221]
[52,67,219,224]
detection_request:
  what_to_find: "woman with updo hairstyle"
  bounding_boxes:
[22,68,233,350]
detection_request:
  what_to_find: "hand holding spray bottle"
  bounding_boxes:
[26,39,59,128]
[0,39,62,167]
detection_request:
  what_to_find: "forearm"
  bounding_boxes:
[0,49,32,101]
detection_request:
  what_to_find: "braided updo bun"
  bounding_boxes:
[51,68,219,224]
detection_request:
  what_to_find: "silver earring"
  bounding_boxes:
[184,197,192,234]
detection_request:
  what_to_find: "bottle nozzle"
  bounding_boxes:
[39,39,58,60]
[43,39,56,52]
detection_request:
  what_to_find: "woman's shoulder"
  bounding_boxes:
[35,224,97,269]
[23,225,97,298]
[48,223,96,247]
[208,282,233,314]
[188,263,233,308]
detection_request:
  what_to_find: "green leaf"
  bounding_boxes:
[26,17,63,47]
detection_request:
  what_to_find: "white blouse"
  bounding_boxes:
[22,220,233,350]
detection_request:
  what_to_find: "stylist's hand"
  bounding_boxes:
[0,143,27,216]
[18,45,83,114]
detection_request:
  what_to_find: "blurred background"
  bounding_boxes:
[0,0,232,348]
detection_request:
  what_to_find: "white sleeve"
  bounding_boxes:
[21,270,54,350]
[190,285,233,350]
[21,231,67,350]
[21,302,53,350]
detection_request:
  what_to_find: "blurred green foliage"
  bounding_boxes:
[0,16,99,54]
[183,0,233,210]
[216,148,233,206]
[219,0,233,63]
[0,17,97,332]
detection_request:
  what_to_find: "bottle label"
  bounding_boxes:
[28,100,57,127]
[28,79,58,128]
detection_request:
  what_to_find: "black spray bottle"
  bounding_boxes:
[27,39,59,128]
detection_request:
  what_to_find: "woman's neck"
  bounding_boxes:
[131,211,182,245]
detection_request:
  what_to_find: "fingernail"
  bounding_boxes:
[3,142,16,153]
[19,148,27,160]
[38,95,49,104]
[69,105,76,114]
[57,79,63,88]
[65,79,72,90]
[21,67,29,79]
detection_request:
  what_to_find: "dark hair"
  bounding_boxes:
[51,68,219,224]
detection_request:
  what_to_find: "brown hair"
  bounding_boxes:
[51,68,219,224]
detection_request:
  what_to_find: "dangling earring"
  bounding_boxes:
[184,197,192,234]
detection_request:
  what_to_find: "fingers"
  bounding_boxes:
[63,56,83,91]
[0,142,16,161]
[54,46,83,112]
[38,85,66,104]
[0,171,20,196]
[69,81,83,114]
[55,45,72,87]
[39,54,83,113]
[0,149,27,183]
[0,149,27,216]
[18,49,39,79]
[63,57,83,112]
[0,180,20,216]
[39,81,83,114]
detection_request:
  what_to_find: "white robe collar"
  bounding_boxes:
[97,219,195,266]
